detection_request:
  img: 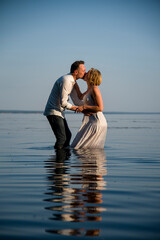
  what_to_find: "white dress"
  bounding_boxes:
[71,91,107,149]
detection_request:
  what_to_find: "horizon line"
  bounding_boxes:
[0,110,160,114]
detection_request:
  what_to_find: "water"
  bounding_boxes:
[0,112,160,239]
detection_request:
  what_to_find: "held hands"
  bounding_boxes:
[75,106,93,116]
[75,105,84,113]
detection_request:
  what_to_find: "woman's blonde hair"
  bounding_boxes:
[87,68,102,86]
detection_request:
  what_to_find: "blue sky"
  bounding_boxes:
[1,0,160,112]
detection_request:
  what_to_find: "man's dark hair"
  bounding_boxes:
[70,60,85,73]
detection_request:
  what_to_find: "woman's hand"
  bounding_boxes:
[75,106,93,116]
[75,106,84,112]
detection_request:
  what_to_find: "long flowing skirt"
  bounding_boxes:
[71,112,107,149]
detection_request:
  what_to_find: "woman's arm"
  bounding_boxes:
[74,82,88,100]
[74,82,83,100]
[77,86,103,113]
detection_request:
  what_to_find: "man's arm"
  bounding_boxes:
[61,78,81,112]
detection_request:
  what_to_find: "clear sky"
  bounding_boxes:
[1,0,160,112]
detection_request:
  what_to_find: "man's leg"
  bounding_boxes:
[47,115,67,149]
[63,118,72,147]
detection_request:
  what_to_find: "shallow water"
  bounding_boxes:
[0,112,160,239]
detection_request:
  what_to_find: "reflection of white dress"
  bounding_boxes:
[71,91,107,149]
[73,148,107,190]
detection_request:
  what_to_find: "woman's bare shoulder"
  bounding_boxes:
[91,86,101,95]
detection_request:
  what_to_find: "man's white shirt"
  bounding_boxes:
[44,74,83,118]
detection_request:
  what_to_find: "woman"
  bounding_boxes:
[71,68,107,149]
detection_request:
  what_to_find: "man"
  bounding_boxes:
[44,60,86,149]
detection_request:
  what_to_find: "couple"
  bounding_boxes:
[43,60,107,150]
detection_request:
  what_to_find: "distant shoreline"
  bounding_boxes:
[0,110,160,115]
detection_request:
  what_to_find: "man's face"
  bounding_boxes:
[76,64,86,79]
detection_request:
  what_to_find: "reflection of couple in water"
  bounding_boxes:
[45,148,107,237]
[44,60,107,150]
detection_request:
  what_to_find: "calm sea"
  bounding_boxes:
[0,111,160,240]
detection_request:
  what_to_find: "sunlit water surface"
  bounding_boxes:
[0,112,160,240]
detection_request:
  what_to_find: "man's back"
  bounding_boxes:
[43,74,74,117]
